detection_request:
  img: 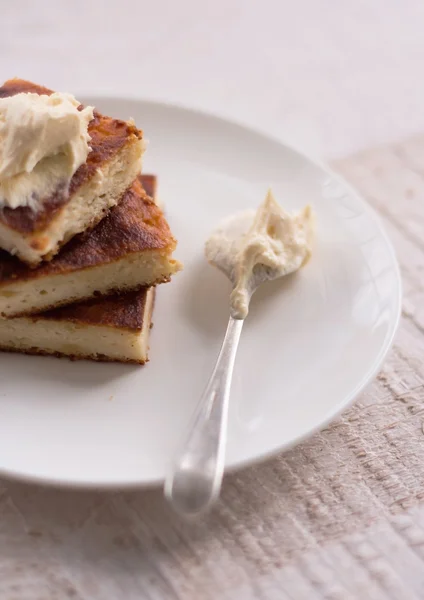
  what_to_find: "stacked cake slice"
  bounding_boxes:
[0,79,144,266]
[0,79,181,363]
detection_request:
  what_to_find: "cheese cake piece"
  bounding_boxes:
[0,175,181,317]
[0,175,161,364]
[0,78,144,265]
[0,287,155,363]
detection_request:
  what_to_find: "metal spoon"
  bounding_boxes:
[164,198,313,517]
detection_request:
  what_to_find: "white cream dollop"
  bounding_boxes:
[0,92,94,209]
[205,189,314,319]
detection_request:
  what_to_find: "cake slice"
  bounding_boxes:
[0,78,144,265]
[0,287,155,363]
[0,175,181,317]
[0,174,161,364]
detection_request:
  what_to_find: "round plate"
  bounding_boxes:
[0,98,401,488]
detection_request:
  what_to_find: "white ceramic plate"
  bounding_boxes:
[0,98,401,488]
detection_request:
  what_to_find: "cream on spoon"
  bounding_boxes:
[205,189,314,318]
[165,190,315,516]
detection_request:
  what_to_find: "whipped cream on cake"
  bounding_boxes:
[0,92,94,209]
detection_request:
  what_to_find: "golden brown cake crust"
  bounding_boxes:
[139,174,157,200]
[36,178,157,333]
[0,78,143,235]
[0,175,176,285]
[34,287,152,331]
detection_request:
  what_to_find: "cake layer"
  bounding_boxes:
[0,287,155,363]
[0,175,181,317]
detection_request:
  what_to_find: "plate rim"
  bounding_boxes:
[0,96,402,489]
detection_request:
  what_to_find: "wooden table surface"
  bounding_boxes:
[1,2,424,598]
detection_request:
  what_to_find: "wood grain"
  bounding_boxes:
[1,137,424,599]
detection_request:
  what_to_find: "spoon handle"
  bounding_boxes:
[164,316,244,516]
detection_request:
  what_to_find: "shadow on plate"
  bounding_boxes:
[245,270,300,326]
[181,258,231,337]
[181,258,302,336]
[0,352,137,390]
